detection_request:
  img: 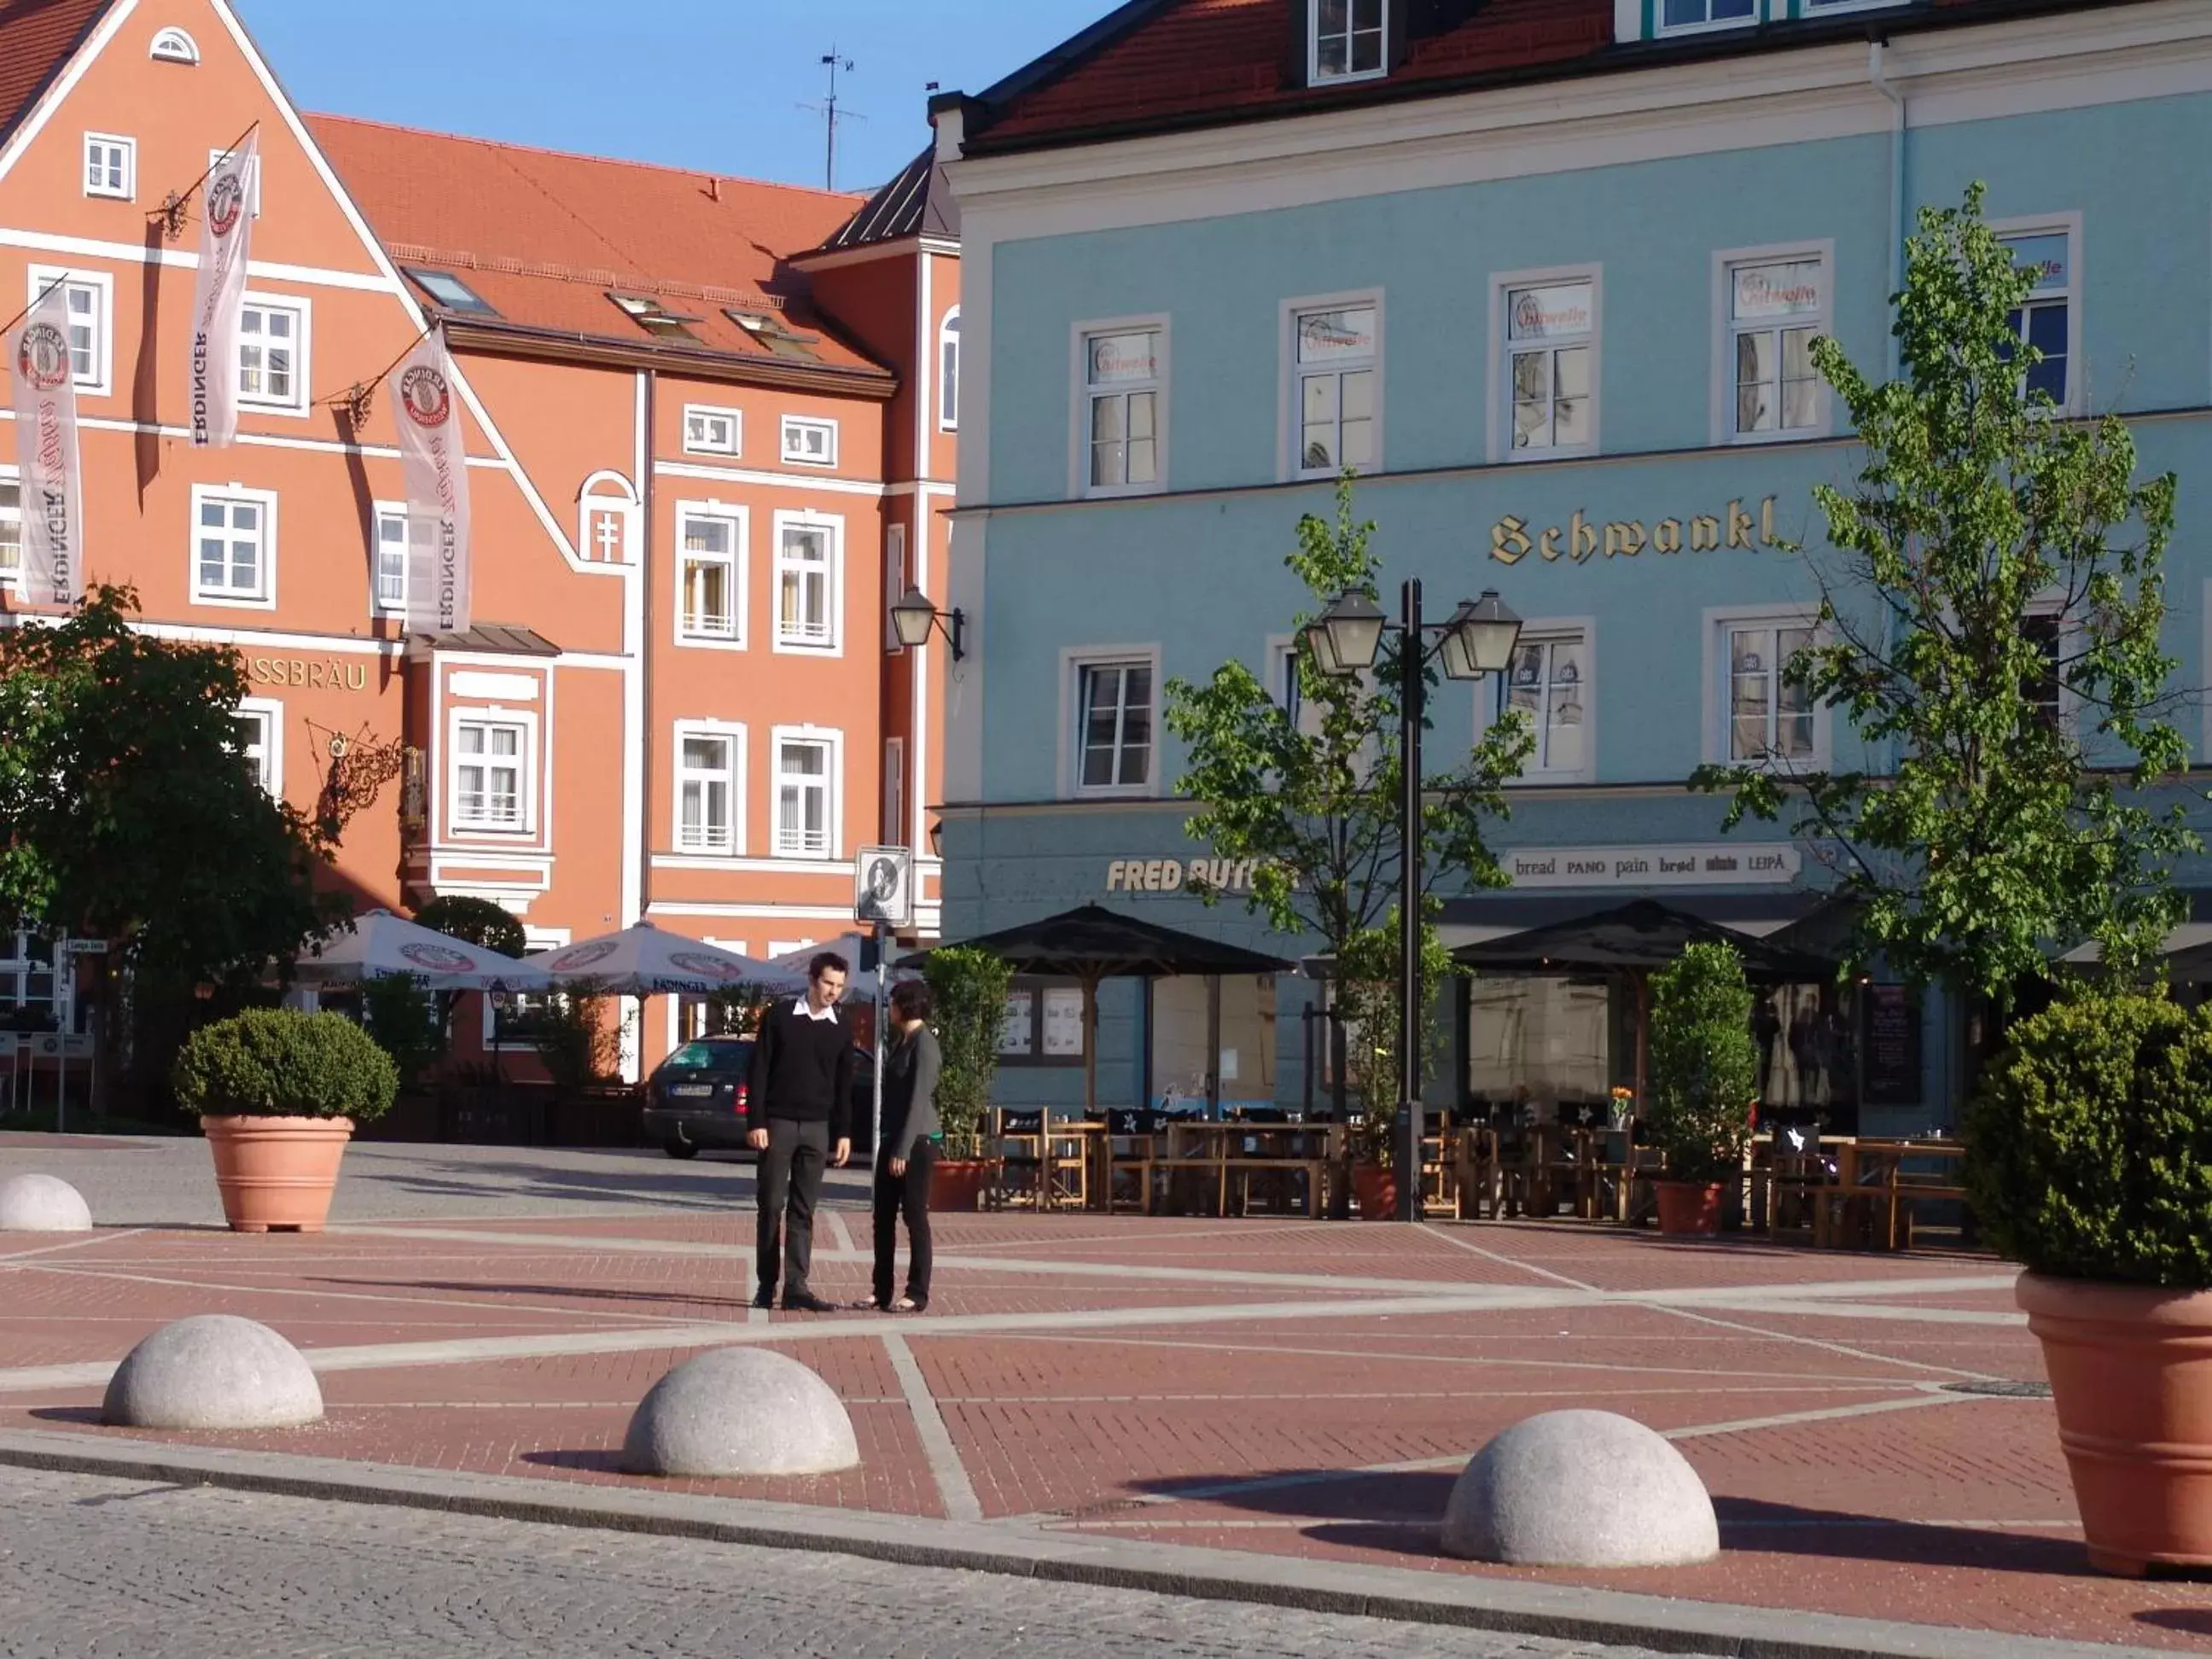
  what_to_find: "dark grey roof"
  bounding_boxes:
[818,148,959,253]
[423,623,560,656]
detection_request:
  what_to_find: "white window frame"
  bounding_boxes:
[233,697,283,798]
[884,522,909,652]
[235,291,310,416]
[1992,212,2084,420]
[1072,315,1170,500]
[780,416,838,468]
[2021,596,2083,739]
[883,736,907,846]
[83,132,134,200]
[939,308,961,430]
[371,498,409,615]
[1703,603,1829,771]
[771,509,843,656]
[672,719,747,857]
[682,404,742,457]
[1711,241,1834,447]
[0,464,20,587]
[1309,0,1388,84]
[674,501,748,649]
[149,26,200,63]
[771,725,844,861]
[26,266,114,396]
[1655,0,1760,35]
[1488,618,1596,784]
[1281,289,1383,482]
[1061,645,1161,800]
[189,481,277,609]
[1489,265,1601,463]
[447,707,538,837]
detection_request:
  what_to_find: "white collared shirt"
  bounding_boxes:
[794,994,839,1023]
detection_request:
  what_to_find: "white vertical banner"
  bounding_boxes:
[395,328,471,635]
[188,131,258,447]
[8,286,84,610]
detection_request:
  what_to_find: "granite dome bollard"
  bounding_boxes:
[1441,1409,1720,1567]
[0,1173,92,1232]
[102,1315,323,1429]
[623,1347,859,1477]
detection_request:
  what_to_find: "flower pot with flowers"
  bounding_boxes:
[1643,942,1758,1238]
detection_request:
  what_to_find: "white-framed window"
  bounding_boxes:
[1502,630,1592,781]
[232,699,283,797]
[1996,218,2080,416]
[883,736,906,846]
[236,294,308,413]
[1288,297,1379,479]
[451,713,533,832]
[372,501,410,614]
[26,267,113,395]
[1715,245,1830,445]
[1068,651,1157,796]
[83,133,134,200]
[774,511,841,653]
[0,467,20,583]
[1706,608,1825,768]
[1657,0,1755,32]
[884,523,908,652]
[1077,320,1167,497]
[1495,271,1598,459]
[1311,0,1387,82]
[781,416,838,467]
[683,405,742,457]
[208,147,260,216]
[149,26,200,63]
[676,504,746,646]
[673,722,745,855]
[772,728,842,859]
[939,310,961,429]
[1266,636,1330,741]
[189,483,276,608]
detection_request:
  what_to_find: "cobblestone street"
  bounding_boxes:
[0,1464,1703,1659]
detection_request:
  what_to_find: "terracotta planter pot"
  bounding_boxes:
[1352,1162,1398,1221]
[1654,1179,1725,1237]
[2017,1272,2212,1575]
[201,1115,354,1233]
[928,1158,992,1214]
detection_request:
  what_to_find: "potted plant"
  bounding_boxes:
[172,1008,398,1232]
[1331,920,1453,1220]
[1966,987,2212,1576]
[1644,942,1757,1237]
[922,946,1014,1212]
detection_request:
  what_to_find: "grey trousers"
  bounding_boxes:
[755,1116,829,1295]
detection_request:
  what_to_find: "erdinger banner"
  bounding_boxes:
[189,131,257,447]
[395,329,471,634]
[8,287,84,610]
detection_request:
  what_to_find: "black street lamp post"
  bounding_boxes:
[1305,579,1522,1221]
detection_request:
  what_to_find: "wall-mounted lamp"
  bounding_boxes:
[889,585,968,661]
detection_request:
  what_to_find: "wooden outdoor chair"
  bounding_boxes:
[1103,1109,1161,1214]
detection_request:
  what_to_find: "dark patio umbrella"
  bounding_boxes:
[900,904,1295,1117]
[1452,898,1837,1113]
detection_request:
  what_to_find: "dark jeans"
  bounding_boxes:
[756,1116,829,1296]
[872,1136,934,1307]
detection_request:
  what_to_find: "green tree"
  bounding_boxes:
[360,975,445,1089]
[922,945,1015,1150]
[1693,187,2196,1004]
[531,982,626,1097]
[1332,916,1455,1165]
[1644,941,1760,1184]
[412,895,527,959]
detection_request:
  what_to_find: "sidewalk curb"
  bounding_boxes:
[0,1429,2163,1659]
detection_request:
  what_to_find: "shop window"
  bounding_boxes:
[998,978,1086,1067]
[1465,976,1610,1111]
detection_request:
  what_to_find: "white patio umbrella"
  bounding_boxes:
[294,909,530,991]
[517,922,803,996]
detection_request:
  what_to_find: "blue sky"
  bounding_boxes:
[233,0,1109,195]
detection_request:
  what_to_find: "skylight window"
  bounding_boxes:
[726,308,821,361]
[405,268,498,316]
[610,293,700,341]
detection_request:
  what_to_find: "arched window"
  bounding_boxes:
[938,309,960,432]
[149,26,201,64]
[577,470,638,565]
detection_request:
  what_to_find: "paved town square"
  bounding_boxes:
[0,1138,2199,1656]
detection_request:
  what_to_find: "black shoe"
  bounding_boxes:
[781,1289,838,1313]
[750,1287,776,1310]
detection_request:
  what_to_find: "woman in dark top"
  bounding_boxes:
[870,979,941,1312]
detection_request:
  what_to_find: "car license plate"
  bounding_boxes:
[670,1085,714,1097]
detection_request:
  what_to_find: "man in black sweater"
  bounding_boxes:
[746,952,855,1312]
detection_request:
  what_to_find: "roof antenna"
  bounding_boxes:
[799,49,864,191]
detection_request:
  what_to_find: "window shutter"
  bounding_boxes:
[1283,0,1314,88]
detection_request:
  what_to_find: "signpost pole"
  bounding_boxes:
[871,921,888,1167]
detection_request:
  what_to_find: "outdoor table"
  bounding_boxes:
[1813,1138,1968,1250]
[1159,1120,1332,1218]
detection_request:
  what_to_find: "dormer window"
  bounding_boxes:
[1657,0,1755,33]
[1312,0,1386,84]
[610,293,699,341]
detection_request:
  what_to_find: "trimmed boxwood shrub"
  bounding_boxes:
[172,1008,399,1123]
[1645,940,1760,1184]
[1966,989,2212,1287]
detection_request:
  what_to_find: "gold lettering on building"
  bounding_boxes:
[1654,518,1683,555]
[1604,520,1646,559]
[1492,515,1531,566]
[247,655,370,692]
[1691,515,1720,552]
[1487,497,1782,568]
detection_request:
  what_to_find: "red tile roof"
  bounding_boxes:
[0,0,113,146]
[306,114,888,377]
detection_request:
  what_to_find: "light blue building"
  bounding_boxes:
[927,0,2212,1132]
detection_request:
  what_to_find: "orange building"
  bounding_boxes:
[0,0,958,1074]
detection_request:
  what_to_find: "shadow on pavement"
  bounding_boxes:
[2137,1609,2212,1634]
[312,1278,754,1311]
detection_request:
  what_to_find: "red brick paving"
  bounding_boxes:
[7,1213,2209,1650]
